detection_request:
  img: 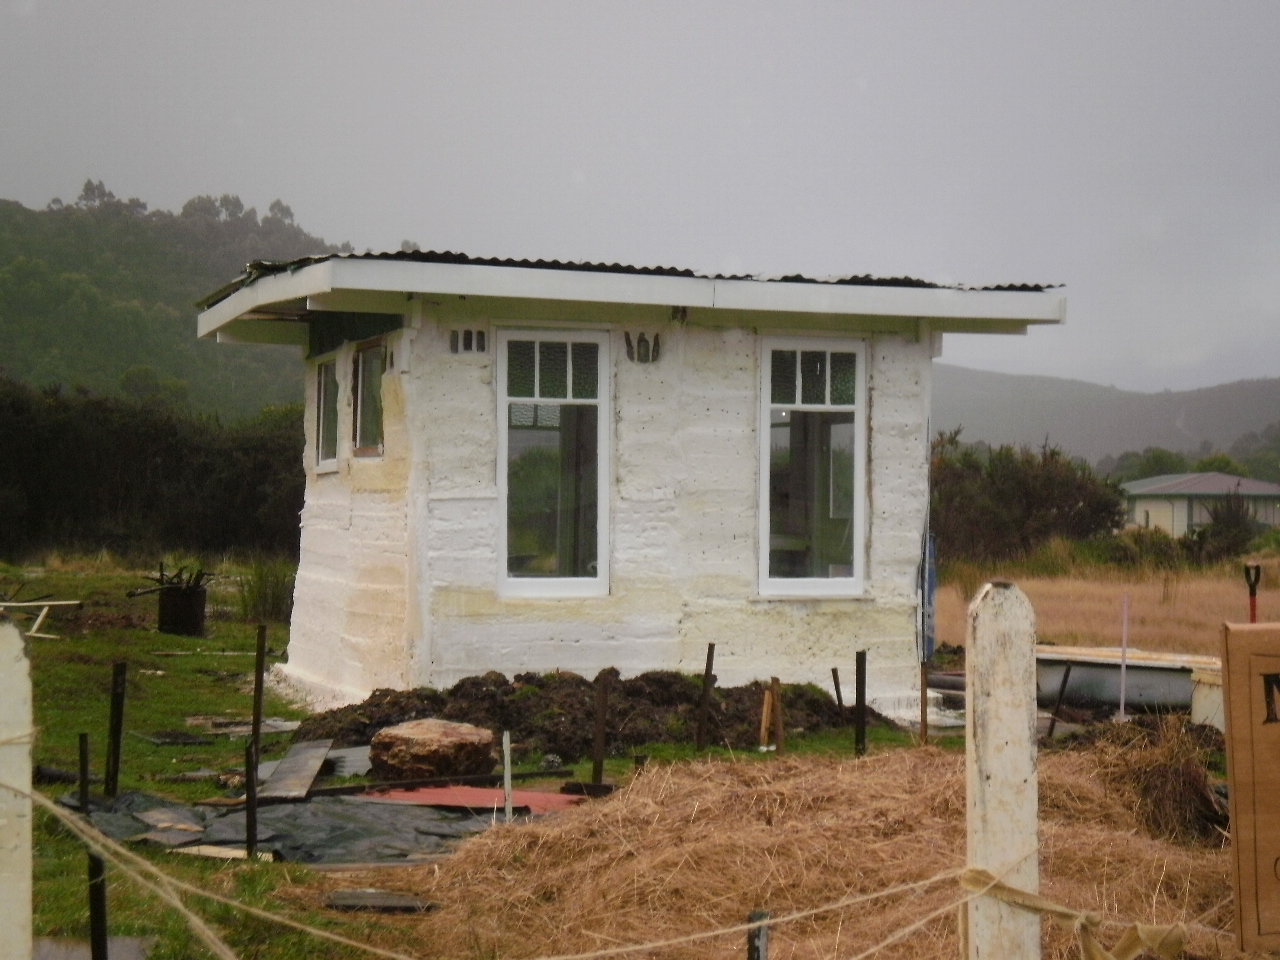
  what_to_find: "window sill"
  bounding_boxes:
[352,448,383,459]
[499,577,609,600]
[315,460,339,475]
[757,581,867,600]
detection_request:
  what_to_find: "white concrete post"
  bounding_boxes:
[0,620,32,960]
[965,582,1039,960]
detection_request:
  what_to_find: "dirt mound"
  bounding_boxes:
[281,749,1232,960]
[293,669,896,760]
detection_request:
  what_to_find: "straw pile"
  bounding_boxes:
[284,748,1235,960]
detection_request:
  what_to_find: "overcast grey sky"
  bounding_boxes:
[2,1,1277,392]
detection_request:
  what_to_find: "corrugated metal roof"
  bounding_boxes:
[1122,472,1280,498]
[197,248,1056,310]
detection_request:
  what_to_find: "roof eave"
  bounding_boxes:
[197,258,1065,340]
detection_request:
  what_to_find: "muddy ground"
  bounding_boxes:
[293,669,896,761]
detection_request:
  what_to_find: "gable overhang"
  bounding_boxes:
[198,257,1065,346]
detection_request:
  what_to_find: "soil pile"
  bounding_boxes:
[292,669,895,760]
[283,748,1232,960]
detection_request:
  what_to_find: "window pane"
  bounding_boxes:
[770,350,796,404]
[318,362,338,462]
[768,410,854,578]
[800,351,826,404]
[507,404,598,578]
[539,341,568,398]
[355,346,384,453]
[508,341,535,397]
[830,352,857,404]
[571,342,599,399]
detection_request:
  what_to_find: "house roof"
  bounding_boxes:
[1122,473,1280,498]
[197,249,1056,311]
[196,249,1067,345]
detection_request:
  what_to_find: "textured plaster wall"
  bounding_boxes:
[282,336,416,707]
[282,311,933,712]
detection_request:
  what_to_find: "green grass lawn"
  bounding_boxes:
[10,564,956,958]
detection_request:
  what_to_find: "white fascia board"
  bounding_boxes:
[327,258,717,309]
[710,277,1065,323]
[197,262,335,338]
[198,256,1065,338]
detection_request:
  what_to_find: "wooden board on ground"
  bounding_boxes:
[324,888,436,913]
[258,739,332,800]
[1222,622,1280,953]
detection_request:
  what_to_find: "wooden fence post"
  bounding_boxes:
[104,661,127,799]
[591,673,610,786]
[770,677,785,755]
[0,620,32,960]
[854,651,867,757]
[695,643,715,750]
[965,581,1039,960]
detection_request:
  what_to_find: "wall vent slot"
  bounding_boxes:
[450,329,487,353]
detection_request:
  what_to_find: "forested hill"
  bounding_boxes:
[0,182,349,419]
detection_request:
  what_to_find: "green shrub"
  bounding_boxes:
[930,430,1125,564]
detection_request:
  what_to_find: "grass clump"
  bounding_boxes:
[236,557,296,623]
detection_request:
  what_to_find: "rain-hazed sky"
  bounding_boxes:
[2,1,1278,392]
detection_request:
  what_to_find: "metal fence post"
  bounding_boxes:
[746,910,769,960]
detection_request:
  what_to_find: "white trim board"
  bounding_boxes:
[199,258,1065,340]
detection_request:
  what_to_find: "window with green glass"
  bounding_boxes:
[352,343,385,456]
[501,333,607,590]
[317,360,338,464]
[762,343,863,588]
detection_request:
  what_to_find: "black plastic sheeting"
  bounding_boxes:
[60,791,492,864]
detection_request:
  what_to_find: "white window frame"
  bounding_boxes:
[496,328,611,599]
[352,339,387,458]
[314,354,340,474]
[757,336,868,598]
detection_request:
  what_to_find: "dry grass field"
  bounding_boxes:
[935,563,1280,656]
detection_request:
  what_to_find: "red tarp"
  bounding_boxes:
[358,785,585,815]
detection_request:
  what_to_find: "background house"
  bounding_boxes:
[198,251,1063,713]
[1123,472,1280,537]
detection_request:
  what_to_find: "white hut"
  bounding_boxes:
[198,253,1063,712]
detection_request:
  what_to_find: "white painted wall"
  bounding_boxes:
[279,310,933,713]
[0,619,32,959]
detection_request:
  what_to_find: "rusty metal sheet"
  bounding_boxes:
[357,784,584,815]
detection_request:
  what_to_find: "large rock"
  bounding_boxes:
[369,719,496,780]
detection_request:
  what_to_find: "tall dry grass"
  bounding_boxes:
[936,567,1280,655]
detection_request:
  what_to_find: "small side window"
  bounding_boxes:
[352,343,386,457]
[316,360,338,466]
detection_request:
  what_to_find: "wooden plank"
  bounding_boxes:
[1222,622,1280,953]
[257,739,332,800]
[323,889,435,913]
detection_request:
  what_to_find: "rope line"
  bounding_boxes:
[961,867,1186,960]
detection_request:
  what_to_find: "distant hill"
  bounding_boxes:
[932,363,1280,463]
[0,182,348,419]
